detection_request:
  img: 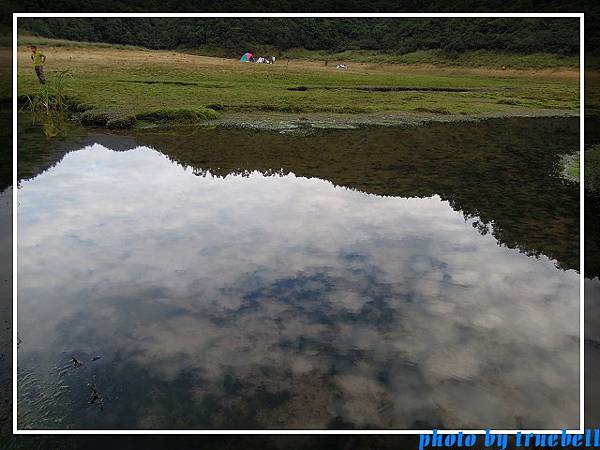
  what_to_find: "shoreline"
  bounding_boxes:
[205,108,580,131]
[17,106,581,132]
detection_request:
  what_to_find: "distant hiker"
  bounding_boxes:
[30,45,46,84]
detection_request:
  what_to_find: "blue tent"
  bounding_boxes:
[240,52,254,62]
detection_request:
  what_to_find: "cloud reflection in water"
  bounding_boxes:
[17,144,579,429]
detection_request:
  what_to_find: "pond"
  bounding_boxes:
[16,116,582,430]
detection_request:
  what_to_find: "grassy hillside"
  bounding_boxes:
[18,34,143,51]
[19,34,581,70]
[180,46,583,70]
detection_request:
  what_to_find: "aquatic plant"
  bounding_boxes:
[558,145,600,193]
[22,69,72,113]
[559,151,580,182]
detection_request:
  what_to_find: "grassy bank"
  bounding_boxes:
[16,37,581,129]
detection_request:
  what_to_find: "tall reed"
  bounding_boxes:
[22,69,72,113]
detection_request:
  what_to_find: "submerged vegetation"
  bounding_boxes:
[558,145,600,192]
[31,112,68,138]
[560,152,580,182]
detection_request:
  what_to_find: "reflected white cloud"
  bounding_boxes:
[18,145,580,429]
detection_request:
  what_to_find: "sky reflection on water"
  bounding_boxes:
[17,144,579,430]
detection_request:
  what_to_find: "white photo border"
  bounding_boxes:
[12,11,586,435]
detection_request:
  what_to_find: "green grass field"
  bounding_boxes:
[15,36,582,128]
[252,48,581,70]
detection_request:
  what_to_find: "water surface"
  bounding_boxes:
[17,118,581,429]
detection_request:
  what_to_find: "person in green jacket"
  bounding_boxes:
[30,46,46,84]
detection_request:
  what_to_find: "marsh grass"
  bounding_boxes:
[20,69,73,137]
[21,69,72,113]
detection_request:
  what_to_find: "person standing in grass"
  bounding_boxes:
[30,45,46,84]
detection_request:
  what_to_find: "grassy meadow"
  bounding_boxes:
[16,36,582,128]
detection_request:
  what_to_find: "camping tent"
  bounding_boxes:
[240,52,253,62]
